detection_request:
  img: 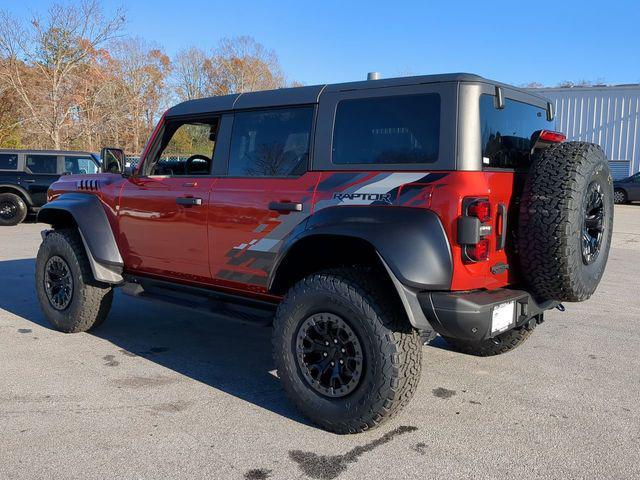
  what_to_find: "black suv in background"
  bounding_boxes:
[0,149,100,226]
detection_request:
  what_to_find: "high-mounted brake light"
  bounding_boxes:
[539,130,566,143]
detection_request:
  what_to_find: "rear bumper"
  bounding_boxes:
[418,288,558,341]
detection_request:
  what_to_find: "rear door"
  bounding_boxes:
[208,106,319,293]
[118,116,220,283]
[477,89,556,288]
[22,154,60,206]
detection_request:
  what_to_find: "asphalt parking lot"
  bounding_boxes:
[1,206,639,480]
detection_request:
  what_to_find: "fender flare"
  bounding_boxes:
[37,193,124,284]
[270,205,453,291]
[268,206,453,330]
[0,184,33,206]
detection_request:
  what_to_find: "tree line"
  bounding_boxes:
[0,0,295,154]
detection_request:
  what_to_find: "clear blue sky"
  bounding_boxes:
[7,0,640,87]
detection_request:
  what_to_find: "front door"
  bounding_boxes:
[208,106,318,294]
[118,117,220,283]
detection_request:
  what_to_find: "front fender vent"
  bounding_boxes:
[76,179,100,191]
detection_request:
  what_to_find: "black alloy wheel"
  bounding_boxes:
[0,200,18,221]
[44,255,74,310]
[582,181,605,265]
[295,312,364,398]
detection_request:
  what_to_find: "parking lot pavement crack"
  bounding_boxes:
[289,425,418,479]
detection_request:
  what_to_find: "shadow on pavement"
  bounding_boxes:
[0,257,309,427]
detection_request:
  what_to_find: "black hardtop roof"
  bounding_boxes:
[165,73,548,117]
[0,148,95,156]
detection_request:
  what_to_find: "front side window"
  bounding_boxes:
[26,155,57,174]
[64,156,99,175]
[480,94,553,169]
[0,153,18,170]
[151,120,218,176]
[332,94,441,165]
[228,107,314,177]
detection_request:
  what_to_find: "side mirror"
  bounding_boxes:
[100,147,126,174]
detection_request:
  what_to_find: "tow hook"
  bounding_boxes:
[556,303,565,312]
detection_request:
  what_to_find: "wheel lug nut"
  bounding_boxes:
[330,361,335,366]
[325,341,329,346]
[341,348,345,353]
[339,359,344,364]
[323,352,328,357]
[333,339,338,344]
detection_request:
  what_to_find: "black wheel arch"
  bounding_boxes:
[37,193,124,284]
[269,206,453,293]
[268,206,453,331]
[0,184,33,206]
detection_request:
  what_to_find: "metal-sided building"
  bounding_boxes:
[529,84,640,179]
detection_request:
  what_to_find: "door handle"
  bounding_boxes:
[496,203,507,250]
[268,201,303,212]
[176,197,203,206]
[22,179,35,183]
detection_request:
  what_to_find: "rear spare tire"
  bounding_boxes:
[518,142,613,302]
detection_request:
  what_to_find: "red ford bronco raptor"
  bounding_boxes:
[35,73,613,434]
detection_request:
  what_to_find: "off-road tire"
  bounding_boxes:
[518,142,614,302]
[36,229,113,332]
[613,189,627,204]
[272,268,422,434]
[443,320,537,357]
[0,192,28,226]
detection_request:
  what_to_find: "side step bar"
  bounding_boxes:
[121,276,276,326]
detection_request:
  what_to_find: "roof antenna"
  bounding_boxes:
[367,72,381,81]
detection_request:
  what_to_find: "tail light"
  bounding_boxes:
[466,237,490,262]
[467,199,491,223]
[457,197,492,263]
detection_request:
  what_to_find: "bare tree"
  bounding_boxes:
[173,47,207,101]
[0,72,23,147]
[206,36,286,95]
[0,0,124,149]
[110,38,171,153]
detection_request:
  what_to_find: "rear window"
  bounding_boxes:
[480,94,553,169]
[26,155,58,174]
[332,94,440,165]
[0,153,18,170]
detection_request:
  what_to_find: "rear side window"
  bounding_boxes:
[332,94,440,165]
[26,155,58,174]
[0,153,18,170]
[480,94,553,169]
[228,107,314,177]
